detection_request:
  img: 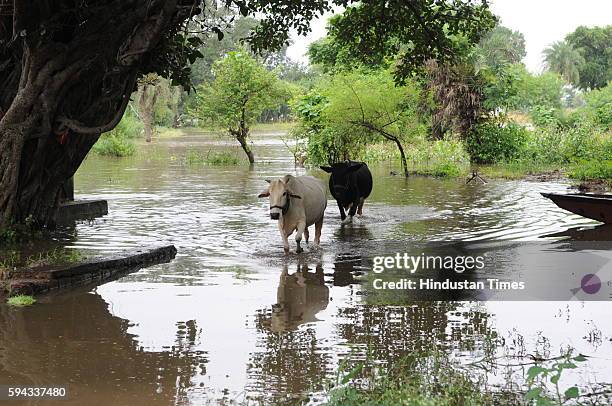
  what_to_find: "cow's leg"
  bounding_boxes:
[343,199,359,224]
[303,227,310,243]
[279,221,290,253]
[337,200,346,221]
[295,221,306,253]
[357,197,365,216]
[314,216,323,246]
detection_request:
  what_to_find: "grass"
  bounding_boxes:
[478,161,565,180]
[7,295,36,307]
[25,248,82,268]
[0,247,82,275]
[185,150,240,166]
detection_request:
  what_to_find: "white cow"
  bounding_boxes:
[258,175,327,253]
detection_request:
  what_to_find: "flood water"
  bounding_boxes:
[1,131,611,405]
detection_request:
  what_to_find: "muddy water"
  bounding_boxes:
[1,132,611,405]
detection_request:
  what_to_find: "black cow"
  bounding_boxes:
[321,161,373,224]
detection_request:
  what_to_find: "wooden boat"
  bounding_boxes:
[541,193,612,224]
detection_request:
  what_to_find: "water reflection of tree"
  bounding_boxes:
[335,302,495,368]
[247,262,331,403]
[0,291,207,404]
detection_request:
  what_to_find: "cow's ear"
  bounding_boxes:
[347,162,364,172]
[258,189,270,198]
[265,179,271,184]
[320,166,332,173]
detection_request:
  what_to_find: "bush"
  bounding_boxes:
[595,102,612,130]
[92,136,136,157]
[431,162,462,177]
[466,122,528,163]
[569,160,612,181]
[91,112,141,157]
[529,105,560,127]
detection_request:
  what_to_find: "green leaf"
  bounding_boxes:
[340,362,364,385]
[525,387,543,400]
[573,354,588,362]
[527,366,547,380]
[564,386,579,399]
[550,375,559,384]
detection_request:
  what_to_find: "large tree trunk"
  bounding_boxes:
[0,1,198,229]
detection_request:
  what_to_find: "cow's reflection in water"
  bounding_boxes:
[271,262,329,332]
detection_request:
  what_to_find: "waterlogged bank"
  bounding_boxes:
[0,131,610,404]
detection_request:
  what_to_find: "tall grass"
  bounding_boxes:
[357,139,470,178]
[185,150,240,166]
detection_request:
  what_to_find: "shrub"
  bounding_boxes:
[569,160,612,181]
[92,135,136,157]
[466,122,528,163]
[92,112,141,157]
[529,105,560,127]
[431,162,462,177]
[595,102,612,130]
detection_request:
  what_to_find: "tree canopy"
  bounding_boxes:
[565,25,612,90]
[191,50,290,163]
[543,41,585,85]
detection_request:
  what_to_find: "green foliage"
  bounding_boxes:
[467,122,528,164]
[320,1,497,82]
[565,25,612,90]
[511,67,566,112]
[430,162,463,178]
[306,69,426,166]
[543,41,585,85]
[583,83,612,130]
[525,351,588,404]
[92,136,136,157]
[326,349,505,406]
[569,160,612,181]
[191,50,287,133]
[185,150,240,166]
[92,113,141,157]
[477,25,526,71]
[7,295,36,307]
[0,216,42,245]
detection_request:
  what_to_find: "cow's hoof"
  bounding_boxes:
[341,217,353,225]
[296,247,303,254]
[284,247,290,254]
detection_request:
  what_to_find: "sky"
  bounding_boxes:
[286,0,612,73]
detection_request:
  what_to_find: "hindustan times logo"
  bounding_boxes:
[372,253,486,274]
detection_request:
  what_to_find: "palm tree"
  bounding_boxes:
[543,41,585,85]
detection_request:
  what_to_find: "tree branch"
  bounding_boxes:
[55,71,137,135]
